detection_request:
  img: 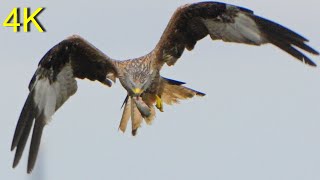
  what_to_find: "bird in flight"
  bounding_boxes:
[11,1,318,173]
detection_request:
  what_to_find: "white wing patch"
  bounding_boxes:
[33,63,77,124]
[202,13,266,45]
[54,63,77,110]
[33,78,56,123]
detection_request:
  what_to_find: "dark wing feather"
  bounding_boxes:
[11,35,118,173]
[252,16,318,66]
[27,112,46,173]
[12,91,36,168]
[153,2,318,67]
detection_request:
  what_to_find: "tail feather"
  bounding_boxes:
[131,97,143,136]
[118,77,205,135]
[119,96,131,133]
[161,77,205,105]
[119,96,153,135]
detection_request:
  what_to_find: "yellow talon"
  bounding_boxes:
[155,95,163,112]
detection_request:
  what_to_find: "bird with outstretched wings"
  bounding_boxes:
[11,1,319,173]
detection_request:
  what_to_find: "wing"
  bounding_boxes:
[153,2,319,67]
[11,35,118,173]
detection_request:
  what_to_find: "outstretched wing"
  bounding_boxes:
[11,35,118,173]
[153,2,319,67]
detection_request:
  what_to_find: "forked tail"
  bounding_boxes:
[118,77,205,135]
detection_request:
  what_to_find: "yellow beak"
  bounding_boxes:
[133,88,142,94]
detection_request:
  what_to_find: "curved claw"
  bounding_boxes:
[155,95,164,112]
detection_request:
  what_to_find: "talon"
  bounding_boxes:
[155,95,164,112]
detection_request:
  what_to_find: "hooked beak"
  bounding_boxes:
[132,88,142,95]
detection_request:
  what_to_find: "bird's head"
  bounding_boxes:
[124,71,153,97]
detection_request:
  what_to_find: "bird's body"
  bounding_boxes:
[11,1,318,173]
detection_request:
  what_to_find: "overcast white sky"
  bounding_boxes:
[1,0,320,179]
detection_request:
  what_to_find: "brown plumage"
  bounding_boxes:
[12,1,318,173]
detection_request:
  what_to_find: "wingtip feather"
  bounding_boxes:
[11,91,36,151]
[27,113,46,174]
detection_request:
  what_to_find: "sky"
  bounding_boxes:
[0,0,319,179]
